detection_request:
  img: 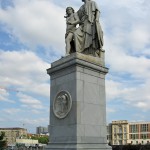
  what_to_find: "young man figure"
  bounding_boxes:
[65,7,79,56]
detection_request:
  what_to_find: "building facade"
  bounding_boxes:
[16,139,38,146]
[128,122,150,145]
[0,128,27,145]
[36,126,48,135]
[107,120,129,145]
[107,120,150,145]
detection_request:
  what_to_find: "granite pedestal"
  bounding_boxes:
[46,52,111,150]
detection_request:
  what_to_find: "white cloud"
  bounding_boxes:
[106,107,116,113]
[0,0,66,54]
[18,93,44,109]
[31,109,41,114]
[106,50,150,79]
[135,102,147,109]
[3,108,21,114]
[0,88,8,100]
[129,24,150,50]
[106,79,150,111]
[20,117,49,126]
[106,79,136,101]
[102,0,150,73]
[0,50,50,97]
[0,88,15,103]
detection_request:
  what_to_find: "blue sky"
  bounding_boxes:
[0,0,150,133]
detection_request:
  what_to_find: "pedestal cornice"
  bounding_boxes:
[47,52,108,76]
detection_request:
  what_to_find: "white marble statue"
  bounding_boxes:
[66,0,104,57]
[65,7,79,56]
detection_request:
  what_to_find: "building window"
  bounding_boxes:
[124,127,127,133]
[114,140,117,145]
[124,134,127,139]
[130,124,138,133]
[119,127,122,133]
[119,140,122,145]
[141,134,148,139]
[124,140,127,144]
[141,124,148,132]
[136,141,138,144]
[130,134,138,139]
[107,126,111,134]
[119,134,122,139]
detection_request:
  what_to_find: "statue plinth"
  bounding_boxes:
[46,52,111,150]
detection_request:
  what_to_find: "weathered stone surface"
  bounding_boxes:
[65,0,104,57]
[46,52,111,150]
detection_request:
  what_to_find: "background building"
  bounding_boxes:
[107,123,112,144]
[0,128,27,145]
[36,126,48,135]
[107,120,150,145]
[128,122,150,145]
[16,139,38,147]
[108,120,129,145]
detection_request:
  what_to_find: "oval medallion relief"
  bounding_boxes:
[53,91,72,119]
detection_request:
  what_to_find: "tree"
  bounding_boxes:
[38,136,49,144]
[30,135,49,144]
[0,132,7,150]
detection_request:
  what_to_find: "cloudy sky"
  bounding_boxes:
[0,0,150,133]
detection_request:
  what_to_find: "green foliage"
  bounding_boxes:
[30,135,49,144]
[38,136,49,144]
[0,132,7,150]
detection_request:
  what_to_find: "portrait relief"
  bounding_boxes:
[53,91,72,119]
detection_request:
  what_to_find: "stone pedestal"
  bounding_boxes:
[46,52,111,150]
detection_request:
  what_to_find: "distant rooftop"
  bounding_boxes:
[108,120,150,125]
[0,127,26,130]
[129,121,150,124]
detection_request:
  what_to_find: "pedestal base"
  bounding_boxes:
[46,143,112,150]
[46,53,112,150]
